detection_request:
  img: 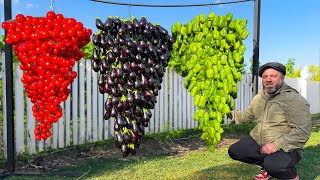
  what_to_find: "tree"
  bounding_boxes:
[285,58,295,74]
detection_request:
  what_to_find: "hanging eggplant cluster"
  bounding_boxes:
[92,16,173,157]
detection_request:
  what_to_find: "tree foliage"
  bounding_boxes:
[285,58,295,74]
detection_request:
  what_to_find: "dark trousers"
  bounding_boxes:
[228,136,301,179]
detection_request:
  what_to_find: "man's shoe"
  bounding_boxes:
[290,174,299,180]
[254,169,271,180]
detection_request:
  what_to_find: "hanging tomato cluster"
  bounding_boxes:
[92,16,173,157]
[1,11,92,140]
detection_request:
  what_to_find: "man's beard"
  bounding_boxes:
[263,80,283,95]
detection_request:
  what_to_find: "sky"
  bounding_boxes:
[0,0,320,70]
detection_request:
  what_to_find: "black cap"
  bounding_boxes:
[258,62,286,77]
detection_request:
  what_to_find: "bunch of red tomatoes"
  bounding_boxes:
[1,11,92,140]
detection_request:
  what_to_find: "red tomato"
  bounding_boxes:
[1,21,9,30]
[46,11,56,20]
[15,14,25,23]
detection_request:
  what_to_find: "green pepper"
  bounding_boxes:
[194,95,201,106]
[195,32,204,42]
[186,22,193,35]
[207,47,215,56]
[234,41,240,50]
[240,29,249,40]
[217,16,226,29]
[233,52,241,63]
[181,26,187,36]
[198,96,207,109]
[192,63,203,73]
[171,25,176,34]
[235,23,243,34]
[203,27,209,35]
[226,33,235,43]
[191,86,199,97]
[208,11,216,20]
[226,13,233,22]
[206,69,214,79]
[188,80,197,92]
[240,18,247,28]
[212,55,218,65]
[206,20,212,29]
[220,27,227,37]
[212,29,220,40]
[228,21,235,30]
[199,13,206,23]
[220,54,227,65]
[196,48,204,57]
[192,22,200,33]
[238,44,246,55]
[189,43,198,53]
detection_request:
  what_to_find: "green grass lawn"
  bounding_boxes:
[5,123,320,180]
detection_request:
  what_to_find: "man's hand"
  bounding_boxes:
[261,143,277,155]
[226,112,233,120]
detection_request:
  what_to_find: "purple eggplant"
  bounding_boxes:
[123,133,132,144]
[98,74,105,87]
[140,74,148,90]
[132,133,138,144]
[114,122,120,131]
[121,144,129,157]
[117,37,125,46]
[126,79,134,88]
[116,131,124,144]
[95,17,104,30]
[132,18,140,29]
[99,86,105,94]
[122,62,130,73]
[134,79,141,90]
[127,91,134,103]
[104,111,111,120]
[104,17,114,30]
[124,109,133,119]
[128,71,137,80]
[125,20,133,31]
[156,24,168,35]
[132,122,139,135]
[92,48,100,63]
[114,140,122,149]
[118,23,126,37]
[111,96,120,106]
[92,61,100,72]
[107,74,114,86]
[92,34,101,46]
[105,97,112,110]
[116,114,124,127]
[107,51,115,63]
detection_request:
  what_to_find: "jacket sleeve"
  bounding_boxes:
[232,95,258,123]
[272,96,312,152]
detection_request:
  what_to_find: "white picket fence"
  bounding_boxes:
[1,57,320,158]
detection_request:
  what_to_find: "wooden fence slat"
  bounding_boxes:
[182,78,187,130]
[14,65,24,154]
[2,54,7,158]
[86,60,92,142]
[92,70,98,142]
[173,72,178,130]
[98,90,103,140]
[52,117,58,149]
[26,98,36,154]
[65,95,71,146]
[58,103,65,148]
[164,69,169,131]
[79,60,85,144]
[72,64,79,145]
